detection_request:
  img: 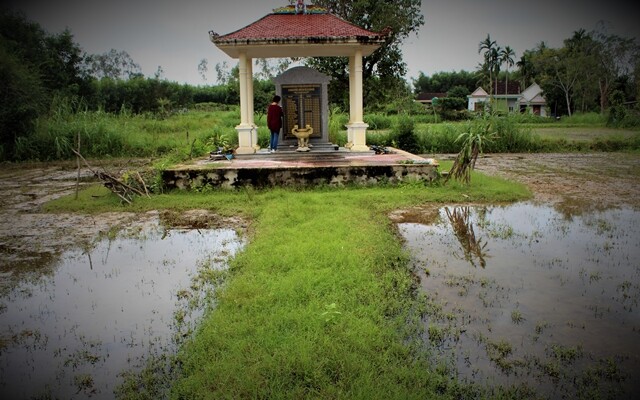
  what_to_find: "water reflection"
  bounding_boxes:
[398,203,640,398]
[0,221,244,399]
[444,206,488,268]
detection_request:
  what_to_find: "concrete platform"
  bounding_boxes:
[161,147,440,190]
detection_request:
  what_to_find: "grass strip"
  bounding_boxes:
[166,179,528,398]
[172,193,434,398]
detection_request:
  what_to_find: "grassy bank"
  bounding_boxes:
[18,108,640,163]
[46,172,531,399]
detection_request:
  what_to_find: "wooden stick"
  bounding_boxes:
[75,131,81,200]
[135,171,151,197]
[71,149,145,201]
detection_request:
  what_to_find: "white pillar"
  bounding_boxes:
[238,52,249,126]
[346,49,369,152]
[353,49,364,124]
[235,52,255,154]
[348,55,355,144]
[247,58,254,125]
[247,58,259,149]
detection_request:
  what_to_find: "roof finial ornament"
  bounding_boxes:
[296,0,307,15]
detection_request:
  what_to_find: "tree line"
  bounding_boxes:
[0,10,279,160]
[413,29,640,120]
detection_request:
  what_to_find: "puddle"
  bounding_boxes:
[0,220,244,399]
[397,203,640,398]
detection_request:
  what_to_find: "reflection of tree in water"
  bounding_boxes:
[445,207,488,268]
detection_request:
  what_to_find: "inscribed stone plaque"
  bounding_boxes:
[274,66,330,146]
[281,84,322,140]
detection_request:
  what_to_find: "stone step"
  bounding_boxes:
[235,145,374,160]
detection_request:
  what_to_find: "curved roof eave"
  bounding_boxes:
[214,39,384,58]
[210,12,388,59]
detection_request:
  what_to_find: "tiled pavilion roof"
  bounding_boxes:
[215,13,385,42]
[211,8,388,58]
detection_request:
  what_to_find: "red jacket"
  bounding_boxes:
[267,103,284,131]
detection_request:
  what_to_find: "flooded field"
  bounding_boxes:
[395,203,640,398]
[1,154,638,398]
[0,220,244,399]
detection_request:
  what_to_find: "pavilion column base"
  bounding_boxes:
[346,122,369,152]
[235,124,257,155]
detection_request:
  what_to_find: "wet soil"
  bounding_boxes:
[0,160,245,293]
[0,162,133,289]
[468,152,640,211]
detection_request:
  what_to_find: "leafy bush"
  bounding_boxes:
[433,97,471,121]
[607,108,640,129]
[391,115,419,153]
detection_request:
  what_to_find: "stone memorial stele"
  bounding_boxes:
[274,66,331,151]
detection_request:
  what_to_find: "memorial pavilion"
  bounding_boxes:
[209,4,389,154]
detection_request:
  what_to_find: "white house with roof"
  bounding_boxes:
[517,83,547,116]
[467,87,490,112]
[467,82,547,116]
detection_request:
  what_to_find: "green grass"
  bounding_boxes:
[172,195,427,398]
[16,107,640,162]
[17,107,242,161]
[47,172,530,399]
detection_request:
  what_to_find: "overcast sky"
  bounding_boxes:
[5,0,639,86]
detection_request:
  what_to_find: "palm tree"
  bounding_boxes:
[490,46,501,96]
[478,34,500,106]
[500,46,516,111]
[516,54,531,88]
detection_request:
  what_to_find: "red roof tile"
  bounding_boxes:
[491,81,521,95]
[416,92,447,101]
[215,13,384,42]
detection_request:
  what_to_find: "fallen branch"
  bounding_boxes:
[71,149,149,203]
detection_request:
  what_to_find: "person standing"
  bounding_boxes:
[267,95,284,153]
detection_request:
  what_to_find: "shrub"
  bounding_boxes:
[608,108,640,129]
[391,115,419,153]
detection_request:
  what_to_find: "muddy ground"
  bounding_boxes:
[486,153,640,206]
[1,153,638,287]
[456,152,640,211]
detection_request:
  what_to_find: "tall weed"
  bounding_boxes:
[364,113,393,130]
[488,116,541,152]
[558,112,606,126]
[417,123,460,153]
[329,106,348,144]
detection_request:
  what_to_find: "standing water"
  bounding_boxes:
[397,202,640,399]
[0,220,244,399]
